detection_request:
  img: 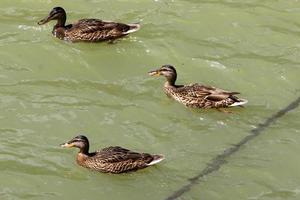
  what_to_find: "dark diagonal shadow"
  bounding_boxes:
[165,96,300,200]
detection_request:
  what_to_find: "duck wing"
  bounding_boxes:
[86,146,159,173]
[176,83,240,102]
[66,19,131,41]
[95,146,153,164]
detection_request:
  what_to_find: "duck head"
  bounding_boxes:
[38,7,66,26]
[61,135,89,154]
[149,65,177,86]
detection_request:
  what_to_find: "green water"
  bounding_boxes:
[0,0,300,199]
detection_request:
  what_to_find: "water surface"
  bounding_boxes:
[0,0,299,199]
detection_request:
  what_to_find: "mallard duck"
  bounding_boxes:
[38,7,140,42]
[148,65,248,110]
[61,135,164,173]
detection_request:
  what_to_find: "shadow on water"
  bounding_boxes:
[165,96,300,200]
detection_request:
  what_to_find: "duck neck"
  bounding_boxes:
[55,15,66,28]
[79,143,89,155]
[165,74,177,87]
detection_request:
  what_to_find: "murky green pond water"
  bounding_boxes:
[0,0,300,199]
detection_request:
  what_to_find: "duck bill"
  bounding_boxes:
[148,69,161,76]
[60,142,74,148]
[37,15,52,25]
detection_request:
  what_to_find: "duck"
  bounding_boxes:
[148,65,248,110]
[61,135,164,173]
[38,7,140,42]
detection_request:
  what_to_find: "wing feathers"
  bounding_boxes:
[65,19,134,41]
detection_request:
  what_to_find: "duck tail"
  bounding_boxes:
[147,154,165,166]
[124,23,141,34]
[229,99,248,107]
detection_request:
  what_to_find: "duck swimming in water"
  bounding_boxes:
[38,7,140,42]
[61,135,164,173]
[149,65,248,110]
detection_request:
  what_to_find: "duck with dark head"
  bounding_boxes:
[38,7,140,42]
[149,65,248,111]
[61,135,164,173]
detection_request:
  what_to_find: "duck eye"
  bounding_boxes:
[51,9,60,15]
[50,11,57,16]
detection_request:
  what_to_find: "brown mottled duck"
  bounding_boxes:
[61,135,164,173]
[148,65,248,110]
[38,7,140,42]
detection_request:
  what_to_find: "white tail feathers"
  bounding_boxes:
[147,155,165,166]
[229,99,248,107]
[124,23,141,34]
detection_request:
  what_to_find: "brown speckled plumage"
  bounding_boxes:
[61,135,164,173]
[38,7,140,42]
[149,65,248,109]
